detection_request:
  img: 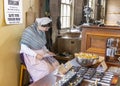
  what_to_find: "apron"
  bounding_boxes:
[23,49,59,82]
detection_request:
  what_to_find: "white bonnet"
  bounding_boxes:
[35,17,52,26]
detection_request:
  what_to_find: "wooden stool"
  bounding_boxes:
[19,64,26,86]
[19,64,31,86]
[19,53,33,86]
[19,64,27,86]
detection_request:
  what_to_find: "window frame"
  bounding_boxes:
[60,0,74,29]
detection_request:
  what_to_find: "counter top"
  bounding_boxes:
[81,25,120,30]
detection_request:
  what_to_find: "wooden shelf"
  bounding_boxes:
[106,62,120,67]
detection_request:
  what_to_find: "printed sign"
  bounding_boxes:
[4,0,23,24]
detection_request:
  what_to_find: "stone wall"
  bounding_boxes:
[74,0,84,25]
[105,0,120,25]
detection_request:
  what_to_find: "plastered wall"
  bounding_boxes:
[0,0,40,86]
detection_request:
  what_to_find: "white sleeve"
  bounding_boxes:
[42,46,49,52]
[20,44,37,57]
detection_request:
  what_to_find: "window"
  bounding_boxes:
[88,0,106,21]
[88,0,95,19]
[60,0,74,29]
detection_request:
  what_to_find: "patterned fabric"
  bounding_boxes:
[43,56,58,65]
[20,22,46,50]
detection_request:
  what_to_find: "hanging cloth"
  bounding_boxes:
[44,0,50,17]
[44,0,53,51]
[26,0,35,27]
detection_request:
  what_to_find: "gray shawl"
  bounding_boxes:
[20,23,46,50]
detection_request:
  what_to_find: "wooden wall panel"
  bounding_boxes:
[106,0,120,25]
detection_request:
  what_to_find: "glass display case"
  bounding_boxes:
[105,38,120,65]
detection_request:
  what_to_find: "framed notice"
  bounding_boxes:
[4,0,23,24]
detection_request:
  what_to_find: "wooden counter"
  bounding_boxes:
[29,58,120,86]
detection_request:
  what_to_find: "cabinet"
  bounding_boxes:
[106,38,120,65]
[81,25,120,66]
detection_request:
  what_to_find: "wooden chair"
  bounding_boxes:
[19,53,33,86]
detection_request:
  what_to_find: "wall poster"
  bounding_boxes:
[4,0,23,24]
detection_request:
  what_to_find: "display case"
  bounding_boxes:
[105,38,120,66]
[81,25,120,66]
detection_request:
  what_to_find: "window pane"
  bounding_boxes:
[66,0,70,4]
[89,0,92,7]
[61,4,63,16]
[61,0,66,3]
[63,17,66,28]
[61,17,63,25]
[66,17,70,27]
[66,5,70,16]
[63,5,67,16]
